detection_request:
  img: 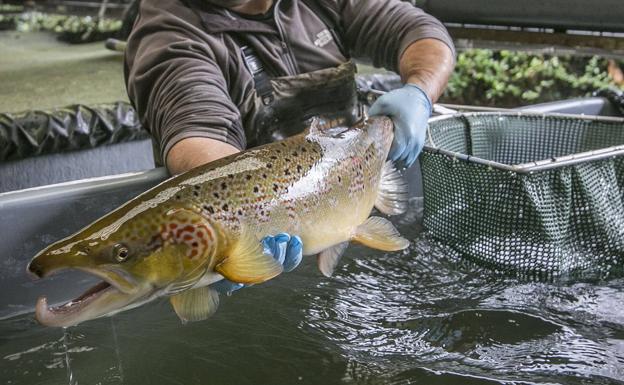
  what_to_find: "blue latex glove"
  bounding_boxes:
[210,233,303,294]
[368,83,432,167]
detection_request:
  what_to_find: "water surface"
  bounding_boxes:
[2,204,623,384]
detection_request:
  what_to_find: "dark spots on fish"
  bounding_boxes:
[266,163,273,169]
[292,151,298,157]
[237,209,243,216]
[312,148,319,153]
[203,205,215,214]
[270,155,278,160]
[176,195,181,200]
[193,190,199,197]
[246,174,252,180]
[192,242,198,247]
[222,204,229,211]
[275,149,281,153]
[221,182,227,190]
[262,173,267,179]
[273,184,279,192]
[213,192,220,199]
[284,169,291,175]
[297,165,303,173]
[253,186,259,193]
[194,185,201,190]
[284,157,290,162]
[281,142,287,147]
[228,174,234,179]
[301,147,307,153]
[338,176,341,183]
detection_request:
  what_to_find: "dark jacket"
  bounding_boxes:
[124,0,454,164]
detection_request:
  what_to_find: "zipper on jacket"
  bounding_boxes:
[273,0,299,75]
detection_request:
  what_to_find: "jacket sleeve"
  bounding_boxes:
[124,0,246,165]
[320,0,455,72]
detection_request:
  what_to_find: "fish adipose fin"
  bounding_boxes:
[317,242,349,277]
[353,216,410,251]
[170,286,220,323]
[375,161,408,216]
[215,230,283,284]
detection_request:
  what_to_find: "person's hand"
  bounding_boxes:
[368,83,432,167]
[210,233,303,294]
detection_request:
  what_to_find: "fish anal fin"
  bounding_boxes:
[375,161,408,216]
[317,242,349,277]
[352,216,410,251]
[170,286,220,323]
[215,230,282,284]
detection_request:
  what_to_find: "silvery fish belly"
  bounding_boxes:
[27,116,410,327]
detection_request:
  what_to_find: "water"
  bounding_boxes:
[2,206,624,384]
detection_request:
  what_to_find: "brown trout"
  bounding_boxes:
[27,116,409,327]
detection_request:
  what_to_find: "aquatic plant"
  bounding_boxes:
[443,49,624,107]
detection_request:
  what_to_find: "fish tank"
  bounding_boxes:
[2,97,623,384]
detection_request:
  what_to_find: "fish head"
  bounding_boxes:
[27,203,217,327]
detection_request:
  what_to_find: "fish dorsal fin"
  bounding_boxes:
[309,116,324,134]
[375,161,408,216]
[308,116,350,135]
[317,242,349,277]
[170,286,220,323]
[352,216,410,251]
[215,230,283,284]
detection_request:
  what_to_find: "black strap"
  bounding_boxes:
[240,45,275,105]
[300,0,348,58]
[236,0,350,105]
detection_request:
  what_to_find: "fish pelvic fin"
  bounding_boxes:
[170,286,220,323]
[317,242,349,277]
[352,216,410,251]
[215,230,283,284]
[375,161,408,216]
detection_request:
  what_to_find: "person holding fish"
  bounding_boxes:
[123,0,455,293]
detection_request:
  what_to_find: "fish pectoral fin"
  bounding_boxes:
[375,161,408,216]
[215,231,283,285]
[170,286,220,323]
[352,216,410,251]
[317,242,349,277]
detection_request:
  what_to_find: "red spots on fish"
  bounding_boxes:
[159,221,212,259]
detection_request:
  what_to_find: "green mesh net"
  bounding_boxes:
[421,112,624,277]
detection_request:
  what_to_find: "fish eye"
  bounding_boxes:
[113,244,130,262]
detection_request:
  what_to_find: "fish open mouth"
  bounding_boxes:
[33,270,148,328]
[36,281,112,322]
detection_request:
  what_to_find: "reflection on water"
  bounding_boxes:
[2,202,624,384]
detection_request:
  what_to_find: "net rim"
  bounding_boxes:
[425,111,624,173]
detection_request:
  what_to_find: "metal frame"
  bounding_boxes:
[424,111,624,174]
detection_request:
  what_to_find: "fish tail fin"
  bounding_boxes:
[352,216,410,251]
[375,161,408,216]
[215,230,283,284]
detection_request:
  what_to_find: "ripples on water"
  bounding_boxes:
[2,201,623,384]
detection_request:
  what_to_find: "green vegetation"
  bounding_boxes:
[0,12,121,43]
[442,49,624,107]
